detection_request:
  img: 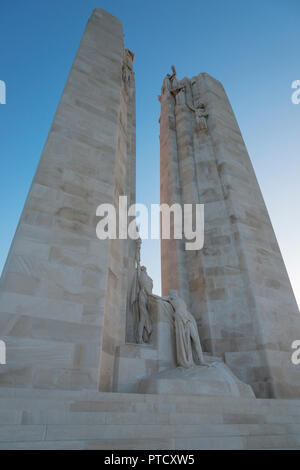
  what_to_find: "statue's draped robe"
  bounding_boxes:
[130,269,139,331]
[174,313,196,368]
[131,268,152,342]
[138,290,152,340]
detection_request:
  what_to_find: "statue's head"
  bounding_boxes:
[168,289,178,300]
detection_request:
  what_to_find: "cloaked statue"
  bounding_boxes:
[168,290,209,368]
[130,238,153,344]
[150,288,210,368]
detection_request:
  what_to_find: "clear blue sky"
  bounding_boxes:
[0,0,299,304]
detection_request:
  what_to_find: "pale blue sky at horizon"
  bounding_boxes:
[0,0,299,306]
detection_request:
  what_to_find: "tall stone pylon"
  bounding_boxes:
[0,9,136,391]
[159,69,300,398]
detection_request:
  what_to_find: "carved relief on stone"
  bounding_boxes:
[122,49,135,91]
[171,85,186,105]
[161,75,171,96]
[168,114,176,130]
[169,65,186,105]
[187,102,208,131]
[161,65,186,105]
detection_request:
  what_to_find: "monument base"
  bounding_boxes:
[138,362,255,398]
[1,387,300,449]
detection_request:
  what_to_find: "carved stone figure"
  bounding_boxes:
[135,266,153,343]
[135,236,141,267]
[169,64,177,81]
[130,238,153,344]
[187,102,208,130]
[171,85,186,105]
[122,49,135,90]
[168,290,207,367]
[162,65,186,105]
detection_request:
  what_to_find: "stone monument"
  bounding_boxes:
[0,7,300,450]
[159,66,300,398]
[0,8,136,392]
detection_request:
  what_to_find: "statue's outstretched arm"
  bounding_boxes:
[149,293,170,302]
[186,103,196,112]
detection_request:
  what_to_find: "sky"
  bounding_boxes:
[0,0,299,305]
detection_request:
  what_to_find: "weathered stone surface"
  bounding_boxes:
[0,8,136,391]
[1,6,300,451]
[159,69,300,398]
[138,362,255,398]
[0,387,299,449]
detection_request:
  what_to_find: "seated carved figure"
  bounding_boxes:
[168,290,208,368]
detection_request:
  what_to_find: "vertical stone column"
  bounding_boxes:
[0,8,135,391]
[98,48,136,390]
[159,70,300,398]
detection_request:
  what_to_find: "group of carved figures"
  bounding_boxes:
[130,238,208,368]
[160,65,209,132]
[129,67,210,368]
